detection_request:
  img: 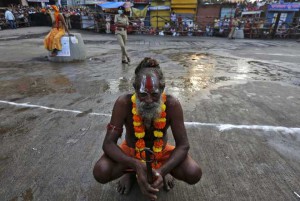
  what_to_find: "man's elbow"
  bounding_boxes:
[178,143,190,153]
[102,142,109,154]
[184,144,190,152]
[102,140,114,154]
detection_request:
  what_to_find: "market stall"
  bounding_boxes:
[266,3,300,38]
[171,0,197,23]
[149,1,171,29]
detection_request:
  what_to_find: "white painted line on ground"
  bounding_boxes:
[294,191,300,198]
[185,122,300,134]
[0,100,111,117]
[252,53,299,57]
[1,100,300,134]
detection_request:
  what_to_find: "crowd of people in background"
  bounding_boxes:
[0,4,92,30]
[1,1,299,39]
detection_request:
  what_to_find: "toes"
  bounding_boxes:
[163,175,175,191]
[124,188,130,195]
[116,173,135,195]
[169,178,175,189]
[117,181,123,194]
[164,185,171,192]
[117,185,121,193]
[163,180,170,191]
[121,187,125,194]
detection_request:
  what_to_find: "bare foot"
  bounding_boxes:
[50,49,58,57]
[163,174,175,191]
[116,173,136,195]
[50,52,57,57]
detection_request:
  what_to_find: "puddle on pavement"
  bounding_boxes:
[168,52,299,93]
[168,53,216,92]
[1,52,298,100]
[106,77,132,93]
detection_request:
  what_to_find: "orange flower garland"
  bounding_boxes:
[131,93,167,169]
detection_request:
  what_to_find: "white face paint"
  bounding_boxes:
[118,10,123,14]
[139,75,160,94]
[136,73,162,106]
[135,72,163,128]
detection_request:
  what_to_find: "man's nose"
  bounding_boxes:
[144,94,153,104]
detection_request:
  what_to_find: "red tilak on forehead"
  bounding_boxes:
[145,75,153,92]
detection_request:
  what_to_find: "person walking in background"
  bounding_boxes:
[228,17,238,39]
[114,6,130,64]
[5,8,17,29]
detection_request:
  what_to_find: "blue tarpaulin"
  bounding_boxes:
[98,2,125,9]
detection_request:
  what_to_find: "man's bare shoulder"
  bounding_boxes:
[166,94,181,107]
[115,93,133,106]
[111,94,133,117]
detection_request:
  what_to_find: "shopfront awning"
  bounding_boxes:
[241,10,263,15]
[27,0,49,2]
[85,1,105,5]
[148,5,170,11]
[98,2,125,9]
[268,3,300,12]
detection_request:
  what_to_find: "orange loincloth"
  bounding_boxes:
[44,27,65,51]
[120,140,175,165]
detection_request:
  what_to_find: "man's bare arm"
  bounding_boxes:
[102,95,139,170]
[59,14,70,34]
[158,96,190,176]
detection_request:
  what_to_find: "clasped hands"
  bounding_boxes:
[135,163,164,201]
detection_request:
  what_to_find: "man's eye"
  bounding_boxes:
[152,93,159,97]
[139,93,147,97]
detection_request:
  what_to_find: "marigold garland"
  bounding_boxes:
[132,92,167,169]
[135,139,145,151]
[153,130,163,138]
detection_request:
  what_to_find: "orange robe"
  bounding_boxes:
[44,14,66,51]
[120,140,175,169]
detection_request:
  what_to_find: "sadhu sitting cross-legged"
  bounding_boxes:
[93,57,202,200]
[44,5,70,57]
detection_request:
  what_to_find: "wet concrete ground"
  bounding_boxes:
[0,27,300,201]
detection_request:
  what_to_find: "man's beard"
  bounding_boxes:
[136,98,162,129]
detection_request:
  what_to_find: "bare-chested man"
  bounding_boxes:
[93,57,202,200]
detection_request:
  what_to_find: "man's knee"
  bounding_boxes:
[185,165,202,185]
[172,160,202,185]
[93,161,111,184]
